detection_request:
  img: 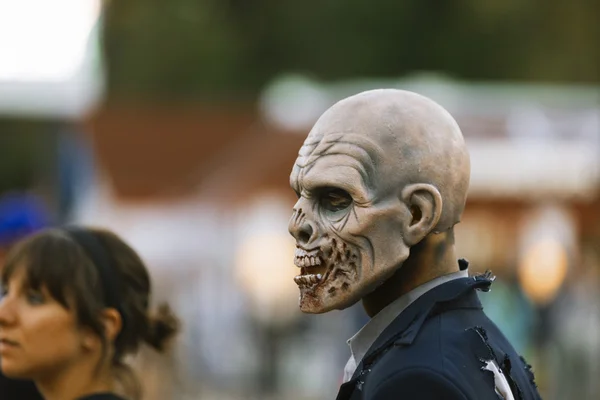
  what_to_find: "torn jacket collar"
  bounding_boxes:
[354,268,494,376]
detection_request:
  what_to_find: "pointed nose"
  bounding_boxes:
[288,207,316,246]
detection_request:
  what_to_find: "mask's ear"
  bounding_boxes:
[401,183,443,247]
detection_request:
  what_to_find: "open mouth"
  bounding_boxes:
[293,250,329,287]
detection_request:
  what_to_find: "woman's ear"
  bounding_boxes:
[400,183,443,246]
[101,308,122,343]
[80,308,122,352]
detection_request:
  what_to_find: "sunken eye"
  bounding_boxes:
[320,188,352,212]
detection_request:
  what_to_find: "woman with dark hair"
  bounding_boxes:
[0,192,48,400]
[0,227,179,400]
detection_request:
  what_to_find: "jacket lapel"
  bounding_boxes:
[336,379,360,400]
[336,273,494,400]
[361,275,491,368]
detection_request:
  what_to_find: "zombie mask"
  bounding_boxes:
[288,89,470,313]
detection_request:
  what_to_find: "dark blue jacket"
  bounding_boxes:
[337,274,542,400]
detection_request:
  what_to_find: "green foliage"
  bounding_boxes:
[102,0,599,99]
[0,120,50,193]
[103,0,248,99]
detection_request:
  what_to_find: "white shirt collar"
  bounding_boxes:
[343,269,468,382]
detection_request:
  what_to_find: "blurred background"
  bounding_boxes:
[0,0,598,399]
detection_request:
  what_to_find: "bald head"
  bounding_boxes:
[289,89,471,313]
[296,89,470,231]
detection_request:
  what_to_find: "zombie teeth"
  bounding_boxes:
[294,254,323,268]
[293,273,323,287]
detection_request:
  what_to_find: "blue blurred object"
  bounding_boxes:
[0,192,50,247]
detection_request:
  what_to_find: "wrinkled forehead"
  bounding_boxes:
[291,131,393,196]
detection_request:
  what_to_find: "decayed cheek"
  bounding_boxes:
[296,232,366,313]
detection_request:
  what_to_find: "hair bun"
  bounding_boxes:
[144,303,179,352]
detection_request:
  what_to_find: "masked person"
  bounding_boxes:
[0,227,179,400]
[288,89,541,400]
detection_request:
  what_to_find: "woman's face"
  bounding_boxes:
[0,269,92,379]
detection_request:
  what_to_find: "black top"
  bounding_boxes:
[77,394,126,400]
[336,274,542,400]
[0,372,124,400]
[0,371,42,400]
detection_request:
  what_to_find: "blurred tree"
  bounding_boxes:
[102,0,248,100]
[0,121,49,194]
[102,0,599,100]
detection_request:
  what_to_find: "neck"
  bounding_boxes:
[362,230,459,318]
[35,359,115,400]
